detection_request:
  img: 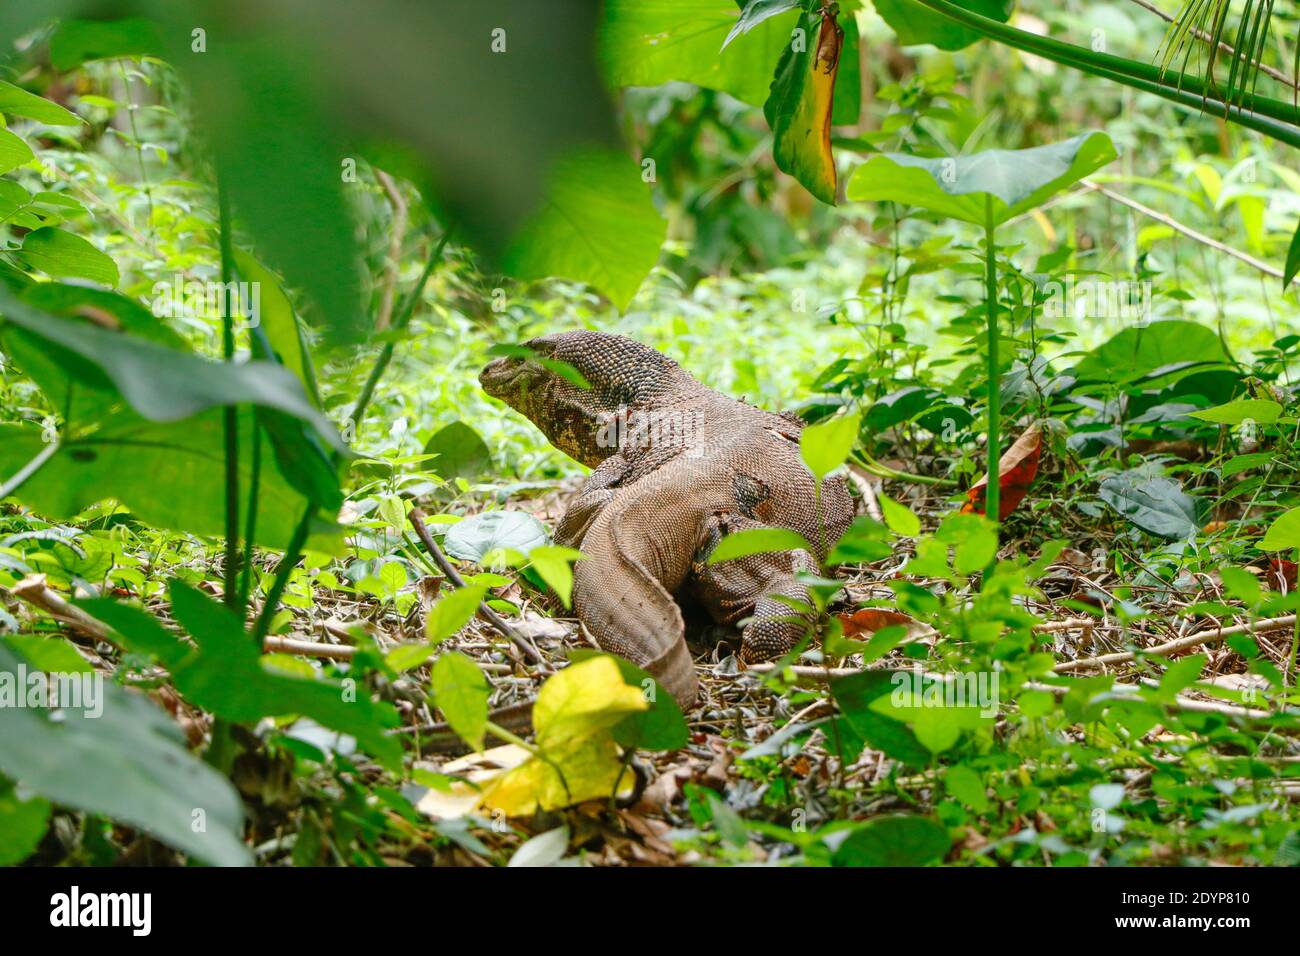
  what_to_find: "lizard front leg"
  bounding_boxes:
[690,512,820,663]
[555,453,631,547]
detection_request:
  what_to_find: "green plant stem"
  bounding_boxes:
[911,0,1300,148]
[983,198,1001,531]
[217,169,241,616]
[252,506,312,643]
[238,423,262,608]
[349,224,455,430]
[1291,546,1300,686]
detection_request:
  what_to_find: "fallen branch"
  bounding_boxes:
[408,508,545,666]
[1053,615,1297,673]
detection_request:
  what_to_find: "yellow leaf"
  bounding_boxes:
[481,735,637,816]
[532,656,648,749]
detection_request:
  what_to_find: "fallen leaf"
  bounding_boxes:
[962,422,1043,520]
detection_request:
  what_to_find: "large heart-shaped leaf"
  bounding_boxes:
[444,511,548,563]
[846,132,1117,224]
[1073,320,1233,385]
[1099,469,1200,540]
[832,815,951,866]
[600,0,801,108]
[502,148,666,312]
[0,414,342,553]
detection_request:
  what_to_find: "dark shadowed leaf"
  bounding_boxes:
[833,815,951,866]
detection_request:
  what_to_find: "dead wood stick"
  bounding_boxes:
[1053,615,1297,673]
[10,574,112,641]
[408,508,545,666]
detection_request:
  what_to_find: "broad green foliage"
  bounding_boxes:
[846,132,1119,225]
[1261,507,1300,551]
[1072,319,1233,385]
[0,642,250,866]
[430,652,490,752]
[85,583,403,770]
[503,148,667,312]
[600,0,802,107]
[707,527,814,563]
[800,409,860,479]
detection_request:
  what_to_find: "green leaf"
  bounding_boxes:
[444,511,548,563]
[0,780,50,866]
[503,147,666,312]
[827,515,893,564]
[430,652,490,752]
[846,132,1118,225]
[529,545,585,608]
[16,227,118,285]
[0,415,342,553]
[1188,398,1282,426]
[233,251,318,402]
[944,764,992,813]
[706,527,813,564]
[874,0,1013,51]
[48,17,166,70]
[1261,507,1300,551]
[0,80,81,126]
[425,581,492,644]
[422,421,493,482]
[0,286,344,451]
[0,642,250,866]
[599,0,801,107]
[722,0,802,50]
[879,492,921,537]
[831,670,931,767]
[800,410,860,479]
[0,128,34,175]
[162,581,402,768]
[1157,653,1206,700]
[1073,320,1232,385]
[1098,469,1199,540]
[1285,220,1300,289]
[833,815,951,866]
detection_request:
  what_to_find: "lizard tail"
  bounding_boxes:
[572,540,699,710]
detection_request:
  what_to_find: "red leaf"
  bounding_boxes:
[837,608,915,637]
[962,423,1043,520]
[1267,558,1297,591]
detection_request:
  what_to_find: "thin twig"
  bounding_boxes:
[408,508,545,666]
[1082,179,1283,279]
[1126,0,1299,93]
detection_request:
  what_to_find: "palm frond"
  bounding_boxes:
[1157,0,1282,108]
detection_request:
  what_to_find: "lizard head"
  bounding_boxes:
[479,330,686,466]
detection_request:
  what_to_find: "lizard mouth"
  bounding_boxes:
[479,356,530,396]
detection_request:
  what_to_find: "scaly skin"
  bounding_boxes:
[480,331,853,708]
